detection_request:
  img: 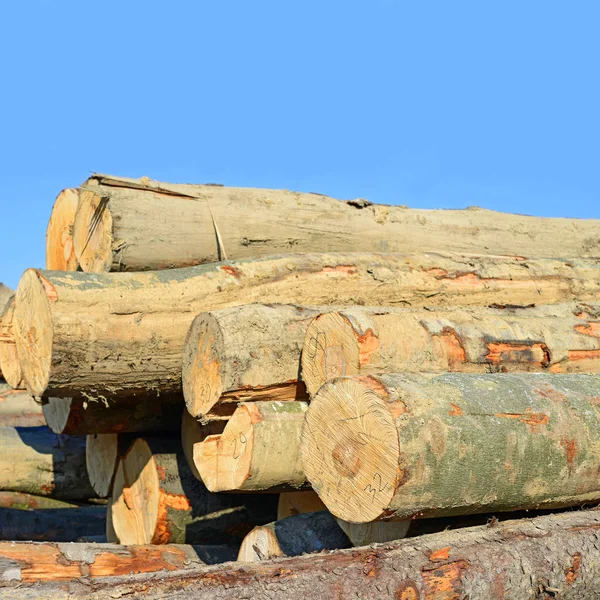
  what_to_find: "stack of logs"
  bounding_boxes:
[1,173,600,598]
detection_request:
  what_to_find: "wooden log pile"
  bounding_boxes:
[2,173,600,599]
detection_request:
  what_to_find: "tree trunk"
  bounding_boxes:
[13,253,600,399]
[70,174,600,273]
[0,387,45,427]
[41,394,183,435]
[183,304,318,420]
[181,409,224,481]
[110,437,277,545]
[0,297,25,390]
[0,505,106,542]
[45,188,80,271]
[194,401,308,492]
[302,372,600,523]
[0,426,97,501]
[302,303,600,396]
[0,541,236,583]
[277,491,326,519]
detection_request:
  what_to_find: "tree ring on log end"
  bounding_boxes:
[13,270,53,397]
[111,438,159,545]
[301,376,399,523]
[302,312,361,396]
[46,188,80,271]
[73,190,114,273]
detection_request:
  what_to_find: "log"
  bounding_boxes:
[0,282,12,316]
[0,387,45,427]
[0,426,96,501]
[13,252,600,399]
[6,509,600,600]
[42,393,183,435]
[277,491,326,519]
[0,492,78,510]
[237,511,351,562]
[301,372,600,523]
[0,297,25,389]
[0,505,106,542]
[194,401,308,492]
[110,437,277,544]
[70,173,600,273]
[302,303,600,396]
[0,542,237,583]
[183,304,319,420]
[181,409,224,480]
[46,188,80,271]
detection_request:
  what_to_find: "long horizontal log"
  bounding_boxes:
[302,303,600,395]
[0,387,45,427]
[13,252,600,399]
[5,509,600,600]
[0,297,24,389]
[70,173,600,273]
[0,492,79,510]
[0,426,96,501]
[194,401,308,492]
[301,372,600,523]
[183,304,318,419]
[110,437,277,544]
[45,188,80,271]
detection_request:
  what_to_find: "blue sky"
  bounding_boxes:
[1,0,598,289]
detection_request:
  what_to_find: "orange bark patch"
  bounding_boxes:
[568,349,600,361]
[535,386,567,403]
[394,580,420,600]
[494,410,550,428]
[432,328,467,369]
[320,265,357,275]
[448,403,463,416]
[362,553,380,578]
[485,342,550,368]
[220,265,242,279]
[152,489,192,544]
[574,322,600,338]
[37,274,59,302]
[357,328,380,365]
[560,439,578,467]
[565,552,582,584]
[422,560,469,600]
[429,547,451,562]
[156,464,167,481]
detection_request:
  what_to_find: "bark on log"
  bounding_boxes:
[0,426,96,501]
[194,401,308,492]
[45,188,80,271]
[4,509,600,600]
[0,505,106,542]
[70,173,600,273]
[181,409,224,481]
[302,303,600,396]
[0,387,44,427]
[301,372,600,523]
[0,298,25,390]
[110,437,277,545]
[13,252,600,399]
[41,393,183,435]
[0,492,78,510]
[277,491,326,519]
[0,542,237,583]
[183,304,318,420]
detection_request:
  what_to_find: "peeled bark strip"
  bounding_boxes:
[42,394,183,435]
[46,188,80,271]
[0,426,96,501]
[13,253,600,400]
[238,511,351,562]
[0,297,25,389]
[302,303,600,396]
[111,437,277,545]
[302,372,600,523]
[0,387,44,427]
[0,505,106,542]
[181,410,225,481]
[194,401,308,492]
[71,173,600,274]
[277,491,326,519]
[0,542,236,583]
[183,304,318,420]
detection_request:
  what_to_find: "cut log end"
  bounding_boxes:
[72,189,114,273]
[302,312,361,396]
[13,269,53,397]
[45,188,80,271]
[0,296,25,389]
[237,526,284,562]
[300,376,399,523]
[86,433,119,498]
[183,313,225,418]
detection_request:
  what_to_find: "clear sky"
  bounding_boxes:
[1,0,598,289]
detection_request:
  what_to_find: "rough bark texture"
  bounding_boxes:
[4,509,600,600]
[14,252,600,399]
[45,188,80,271]
[41,393,183,435]
[111,437,277,545]
[0,426,96,501]
[0,505,106,542]
[0,387,44,427]
[0,298,24,390]
[238,511,351,562]
[70,173,600,274]
[183,304,318,420]
[194,401,308,492]
[0,542,236,583]
[302,372,600,523]
[302,303,600,396]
